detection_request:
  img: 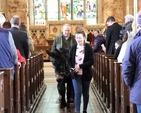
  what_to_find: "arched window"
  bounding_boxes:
[33,0,97,25]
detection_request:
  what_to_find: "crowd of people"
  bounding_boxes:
[0,13,34,74]
[50,11,141,113]
[0,10,141,113]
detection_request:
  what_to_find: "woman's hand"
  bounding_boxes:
[75,64,80,73]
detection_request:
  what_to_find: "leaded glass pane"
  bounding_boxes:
[73,0,84,20]
[47,0,58,20]
[34,0,46,25]
[60,0,71,20]
[86,0,97,24]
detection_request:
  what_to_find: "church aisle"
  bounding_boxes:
[34,62,103,113]
[34,83,103,113]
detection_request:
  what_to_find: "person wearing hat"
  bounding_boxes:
[122,10,141,113]
[0,12,18,74]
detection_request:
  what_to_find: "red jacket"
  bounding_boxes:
[16,49,26,63]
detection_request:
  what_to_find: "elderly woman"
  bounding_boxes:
[119,14,134,39]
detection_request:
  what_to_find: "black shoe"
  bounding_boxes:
[83,111,87,113]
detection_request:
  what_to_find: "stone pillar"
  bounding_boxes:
[134,0,137,33]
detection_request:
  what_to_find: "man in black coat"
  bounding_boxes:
[9,15,29,59]
[105,16,122,54]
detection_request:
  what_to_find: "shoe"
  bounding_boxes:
[83,111,87,113]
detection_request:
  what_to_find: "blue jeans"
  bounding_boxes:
[136,104,141,113]
[72,76,91,112]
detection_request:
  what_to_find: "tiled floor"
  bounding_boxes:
[34,62,103,113]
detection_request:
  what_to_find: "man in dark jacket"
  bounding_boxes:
[105,16,122,54]
[9,15,29,59]
[50,23,76,110]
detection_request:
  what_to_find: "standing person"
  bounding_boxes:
[0,13,18,74]
[105,16,122,54]
[117,21,134,62]
[19,23,34,57]
[69,30,94,113]
[119,14,134,39]
[93,29,105,52]
[9,15,29,59]
[122,10,141,113]
[50,23,76,109]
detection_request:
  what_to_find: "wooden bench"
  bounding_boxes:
[0,68,14,113]
[14,66,21,113]
[120,64,130,113]
[109,59,116,113]
[92,52,138,113]
[0,71,5,113]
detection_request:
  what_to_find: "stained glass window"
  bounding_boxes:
[34,0,46,25]
[47,0,58,20]
[73,0,84,20]
[60,0,71,20]
[33,0,97,24]
[86,0,97,24]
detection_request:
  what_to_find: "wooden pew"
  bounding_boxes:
[0,71,4,113]
[92,53,96,86]
[14,66,21,113]
[109,59,116,113]
[30,56,35,104]
[130,103,137,113]
[0,68,14,113]
[114,61,121,113]
[94,52,99,90]
[104,54,114,108]
[39,53,44,88]
[20,64,26,112]
[0,52,46,113]
[92,52,138,113]
[25,59,31,111]
[99,53,104,97]
[120,64,130,113]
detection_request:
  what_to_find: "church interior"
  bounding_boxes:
[0,0,141,113]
